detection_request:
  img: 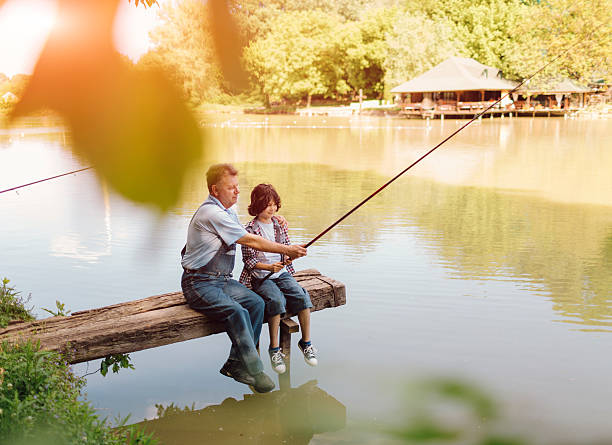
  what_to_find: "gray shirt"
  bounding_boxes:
[181,195,247,269]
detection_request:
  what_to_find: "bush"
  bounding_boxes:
[0,341,157,445]
[243,105,297,114]
[0,278,35,328]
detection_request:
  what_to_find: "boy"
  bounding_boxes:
[239,183,317,374]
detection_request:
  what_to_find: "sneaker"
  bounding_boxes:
[219,360,255,386]
[269,348,286,374]
[252,372,275,393]
[298,340,318,367]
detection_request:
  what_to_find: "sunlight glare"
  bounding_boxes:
[0,0,58,77]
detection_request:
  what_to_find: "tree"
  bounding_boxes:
[142,0,224,105]
[506,0,612,82]
[243,10,344,104]
[339,8,395,99]
[384,11,465,91]
[405,0,533,78]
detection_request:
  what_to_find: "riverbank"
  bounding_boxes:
[0,279,157,445]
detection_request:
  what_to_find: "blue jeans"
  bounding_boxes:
[181,271,264,375]
[251,272,313,318]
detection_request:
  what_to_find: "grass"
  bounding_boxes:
[0,279,157,444]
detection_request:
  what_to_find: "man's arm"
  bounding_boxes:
[237,233,306,260]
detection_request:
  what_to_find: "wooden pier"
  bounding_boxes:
[0,269,346,364]
[400,107,573,119]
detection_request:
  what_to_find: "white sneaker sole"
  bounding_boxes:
[272,364,286,374]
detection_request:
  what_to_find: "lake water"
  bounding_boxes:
[1,114,612,444]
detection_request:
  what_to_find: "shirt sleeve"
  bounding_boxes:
[241,225,260,271]
[205,207,247,246]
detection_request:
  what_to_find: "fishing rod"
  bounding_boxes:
[0,166,93,195]
[261,25,604,282]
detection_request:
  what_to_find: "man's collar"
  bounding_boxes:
[207,194,232,211]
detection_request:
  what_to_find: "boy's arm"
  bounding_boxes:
[254,261,285,273]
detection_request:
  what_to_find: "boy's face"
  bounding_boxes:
[259,200,278,220]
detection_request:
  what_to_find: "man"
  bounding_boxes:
[181,163,307,393]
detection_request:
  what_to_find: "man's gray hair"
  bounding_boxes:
[206,163,238,192]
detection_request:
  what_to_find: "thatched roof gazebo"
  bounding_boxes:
[514,78,593,110]
[391,57,518,115]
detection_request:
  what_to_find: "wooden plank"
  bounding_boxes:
[280,318,299,334]
[0,269,345,364]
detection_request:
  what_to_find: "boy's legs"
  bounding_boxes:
[274,272,318,366]
[268,314,281,348]
[252,277,286,347]
[252,277,288,373]
[297,308,311,343]
[274,272,313,341]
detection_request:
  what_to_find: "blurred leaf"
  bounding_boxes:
[10,0,202,211]
[389,421,460,441]
[432,378,496,419]
[208,0,249,90]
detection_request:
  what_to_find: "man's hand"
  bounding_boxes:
[267,262,285,273]
[285,244,307,260]
[275,215,288,228]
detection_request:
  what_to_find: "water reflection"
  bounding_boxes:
[4,116,612,442]
[134,380,345,445]
[173,116,612,331]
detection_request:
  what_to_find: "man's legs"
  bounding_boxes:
[181,273,264,376]
[223,279,266,372]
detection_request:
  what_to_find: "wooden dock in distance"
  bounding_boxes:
[0,269,346,364]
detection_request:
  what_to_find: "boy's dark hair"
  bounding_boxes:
[248,183,282,216]
[206,163,238,192]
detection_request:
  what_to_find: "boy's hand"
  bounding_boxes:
[268,262,285,273]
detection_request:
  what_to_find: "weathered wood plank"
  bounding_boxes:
[0,269,345,364]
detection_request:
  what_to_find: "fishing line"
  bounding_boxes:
[262,22,607,282]
[0,167,93,195]
[303,27,606,249]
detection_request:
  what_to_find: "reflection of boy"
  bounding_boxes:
[240,184,318,374]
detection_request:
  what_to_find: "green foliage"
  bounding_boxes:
[141,0,608,108]
[244,10,344,104]
[0,341,156,444]
[338,8,395,99]
[507,0,612,82]
[41,300,70,318]
[142,0,225,105]
[380,377,527,444]
[243,8,395,103]
[407,0,533,77]
[384,11,465,91]
[0,278,34,328]
[100,353,135,377]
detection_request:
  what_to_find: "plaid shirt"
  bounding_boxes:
[239,216,296,287]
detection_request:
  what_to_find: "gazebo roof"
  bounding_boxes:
[518,78,593,94]
[390,57,518,93]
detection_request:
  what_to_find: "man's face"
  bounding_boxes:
[212,173,239,208]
